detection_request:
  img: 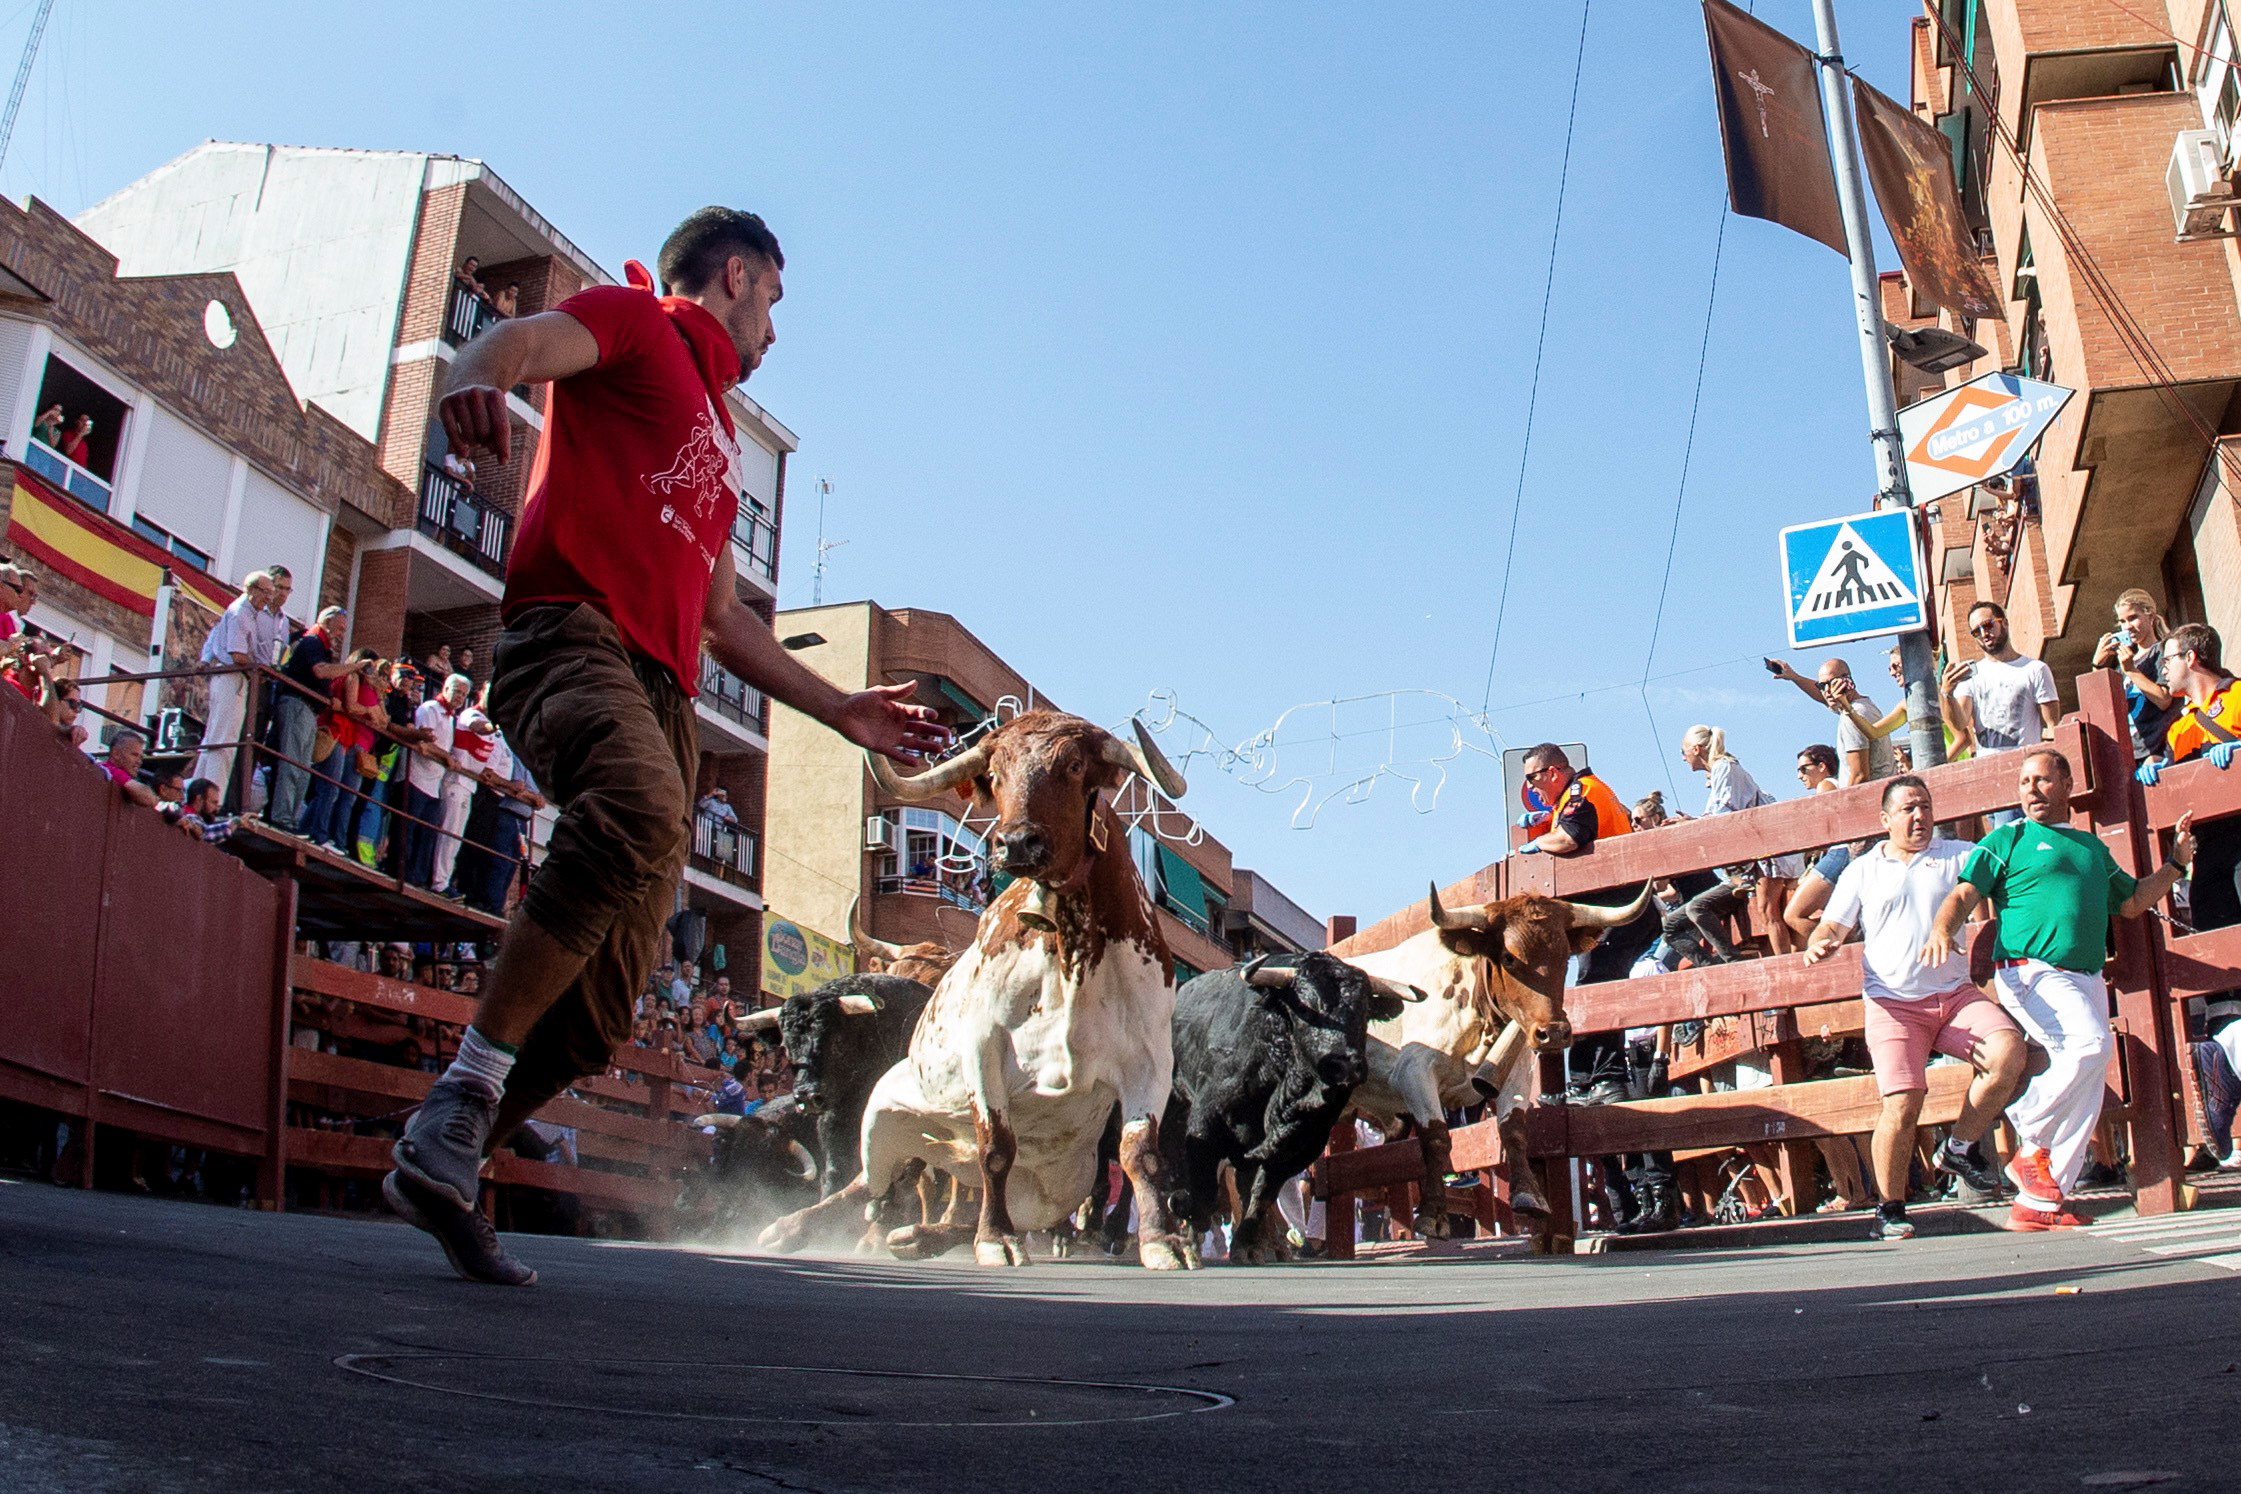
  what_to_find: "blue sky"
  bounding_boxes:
[1,0,1933,926]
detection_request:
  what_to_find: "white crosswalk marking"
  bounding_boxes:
[2083,1212,2241,1270]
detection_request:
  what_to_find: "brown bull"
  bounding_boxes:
[1342,881,1651,1236]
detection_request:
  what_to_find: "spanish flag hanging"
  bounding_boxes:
[4,471,235,617]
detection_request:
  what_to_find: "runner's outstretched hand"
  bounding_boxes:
[833,682,951,764]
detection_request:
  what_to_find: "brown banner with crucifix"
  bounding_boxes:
[1701,0,1847,255]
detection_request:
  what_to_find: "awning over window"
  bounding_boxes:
[1155,845,1208,920]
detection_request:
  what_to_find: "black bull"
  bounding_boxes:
[740,974,935,1197]
[1159,952,1422,1264]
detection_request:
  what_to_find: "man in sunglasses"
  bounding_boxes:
[1945,600,2060,762]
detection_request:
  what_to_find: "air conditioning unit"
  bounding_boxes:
[864,815,893,852]
[2168,129,2238,242]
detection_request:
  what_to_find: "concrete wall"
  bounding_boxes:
[761,602,875,949]
[74,144,429,442]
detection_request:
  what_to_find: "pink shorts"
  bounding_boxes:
[1863,985,2019,1095]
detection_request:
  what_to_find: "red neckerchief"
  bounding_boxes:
[623,260,739,436]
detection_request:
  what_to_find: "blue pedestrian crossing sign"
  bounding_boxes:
[1778,507,1928,648]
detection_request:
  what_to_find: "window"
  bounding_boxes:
[875,807,991,911]
[128,514,215,574]
[24,356,130,511]
[2197,5,2241,165]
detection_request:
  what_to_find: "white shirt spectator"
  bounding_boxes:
[698,792,740,827]
[1836,691,1899,781]
[1959,656,2059,751]
[1823,837,1976,1002]
[199,595,257,664]
[250,606,287,667]
[407,698,456,797]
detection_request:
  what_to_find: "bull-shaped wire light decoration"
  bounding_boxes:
[1136,688,1508,830]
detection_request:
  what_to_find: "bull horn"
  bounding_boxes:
[1366,975,1428,1004]
[1243,955,1294,990]
[693,1113,745,1129]
[735,1009,784,1035]
[1100,719,1187,799]
[785,1140,819,1182]
[837,992,882,1015]
[866,739,991,804]
[1427,881,1486,931]
[1561,882,1657,930]
[849,896,906,964]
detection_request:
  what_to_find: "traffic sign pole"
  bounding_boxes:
[1809,0,1946,768]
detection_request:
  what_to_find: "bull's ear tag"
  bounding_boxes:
[1088,796,1109,853]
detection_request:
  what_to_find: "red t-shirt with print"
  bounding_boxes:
[502,285,743,694]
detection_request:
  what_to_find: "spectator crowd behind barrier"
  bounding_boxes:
[1319,666,2223,1256]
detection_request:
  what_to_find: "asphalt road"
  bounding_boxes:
[4,1181,2239,1494]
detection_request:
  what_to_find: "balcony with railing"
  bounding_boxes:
[696,655,769,739]
[417,463,512,581]
[691,812,758,888]
[443,284,504,349]
[23,439,114,514]
[731,502,778,587]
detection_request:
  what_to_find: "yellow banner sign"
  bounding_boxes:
[761,914,855,1002]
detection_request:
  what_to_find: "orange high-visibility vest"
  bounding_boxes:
[1550,770,1631,843]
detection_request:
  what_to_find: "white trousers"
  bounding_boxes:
[430,777,475,890]
[1995,960,2114,1207]
[192,672,247,799]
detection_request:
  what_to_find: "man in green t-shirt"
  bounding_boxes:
[1924,747,2193,1229]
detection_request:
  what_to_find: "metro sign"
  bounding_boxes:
[1895,371,2074,505]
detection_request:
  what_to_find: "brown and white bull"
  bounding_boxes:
[770,710,1199,1270]
[1342,881,1652,1236]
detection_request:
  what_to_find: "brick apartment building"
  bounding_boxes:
[68,143,797,983]
[1888,1,2241,689]
[0,195,397,730]
[762,600,1322,1004]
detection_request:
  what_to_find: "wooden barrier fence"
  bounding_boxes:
[1315,672,2223,1253]
[282,959,724,1233]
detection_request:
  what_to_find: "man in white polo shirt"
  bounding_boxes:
[1804,774,2027,1241]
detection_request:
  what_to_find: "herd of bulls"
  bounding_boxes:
[698,708,1651,1268]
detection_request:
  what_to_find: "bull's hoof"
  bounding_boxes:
[1413,1208,1454,1240]
[886,1224,966,1260]
[974,1234,1032,1267]
[758,1209,814,1255]
[1138,1234,1198,1271]
[1509,1188,1552,1220]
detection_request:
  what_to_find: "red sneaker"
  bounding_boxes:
[2000,1203,2087,1232]
[2005,1147,2062,1205]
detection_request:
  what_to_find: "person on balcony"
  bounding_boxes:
[454,256,486,299]
[493,283,519,319]
[190,570,272,807]
[266,606,352,837]
[696,785,740,827]
[58,414,91,468]
[31,403,60,448]
[385,205,946,1286]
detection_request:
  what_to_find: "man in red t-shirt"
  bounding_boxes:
[386,208,947,1286]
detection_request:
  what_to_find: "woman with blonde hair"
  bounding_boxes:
[2094,587,2180,762]
[1680,724,1805,955]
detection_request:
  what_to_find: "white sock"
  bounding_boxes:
[443,1026,516,1099]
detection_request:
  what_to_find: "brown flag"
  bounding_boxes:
[1852,77,2004,320]
[1702,0,1847,255]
